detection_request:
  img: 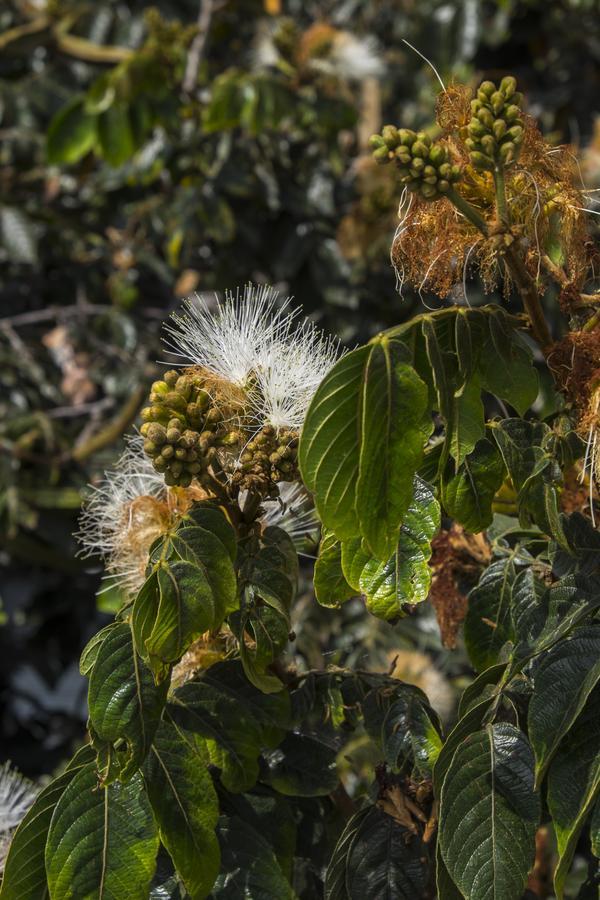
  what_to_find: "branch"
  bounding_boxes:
[504,245,553,351]
[70,384,147,463]
[183,0,214,93]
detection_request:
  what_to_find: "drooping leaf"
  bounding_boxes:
[479,313,538,415]
[46,764,158,900]
[314,530,355,608]
[262,732,338,797]
[144,715,220,900]
[356,337,430,560]
[325,806,430,900]
[464,555,524,672]
[299,346,368,540]
[88,622,168,782]
[547,687,600,898]
[97,103,136,166]
[341,476,440,620]
[362,683,442,777]
[210,815,296,899]
[439,724,539,900]
[47,97,97,164]
[528,624,600,784]
[169,660,290,793]
[442,438,505,533]
[0,748,94,900]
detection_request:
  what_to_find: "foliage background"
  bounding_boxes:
[1,0,599,801]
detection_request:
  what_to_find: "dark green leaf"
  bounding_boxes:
[144,715,220,900]
[46,764,158,900]
[210,815,295,898]
[528,624,600,784]
[314,530,355,608]
[0,750,93,900]
[547,688,600,898]
[88,622,168,782]
[439,724,539,900]
[262,733,338,797]
[341,476,440,620]
[47,97,97,164]
[464,556,522,672]
[356,337,430,560]
[442,438,505,533]
[97,103,136,166]
[326,806,429,900]
[169,521,237,617]
[299,346,369,540]
[169,660,289,793]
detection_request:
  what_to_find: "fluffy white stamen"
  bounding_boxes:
[0,761,37,871]
[259,482,320,550]
[163,284,298,387]
[77,434,172,595]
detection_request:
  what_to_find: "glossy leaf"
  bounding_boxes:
[325,806,429,900]
[341,476,440,620]
[356,336,430,560]
[442,438,505,533]
[47,97,97,164]
[210,815,296,899]
[528,624,600,784]
[547,688,600,898]
[439,724,539,900]
[88,622,168,781]
[314,530,355,608]
[463,556,522,672]
[0,748,94,900]
[46,763,158,900]
[144,715,220,900]
[169,660,290,793]
[262,732,338,797]
[299,346,369,540]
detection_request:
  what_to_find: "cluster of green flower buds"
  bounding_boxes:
[231,425,299,496]
[140,369,241,487]
[369,127,461,200]
[466,77,524,170]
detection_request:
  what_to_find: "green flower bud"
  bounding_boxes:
[144,440,158,456]
[504,105,521,123]
[506,125,524,142]
[468,120,487,138]
[398,129,417,146]
[164,371,179,386]
[491,92,505,115]
[416,131,432,147]
[470,151,494,170]
[437,179,450,193]
[480,135,496,156]
[421,183,438,199]
[499,142,516,163]
[479,80,496,97]
[161,445,174,459]
[411,157,425,172]
[429,145,446,166]
[411,141,429,159]
[372,146,390,164]
[146,423,166,445]
[477,108,494,128]
[382,124,400,149]
[500,76,517,98]
[493,119,507,140]
[153,457,168,473]
[369,134,385,149]
[166,428,181,443]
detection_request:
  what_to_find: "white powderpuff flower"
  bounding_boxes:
[77,434,173,596]
[310,32,384,82]
[251,319,343,430]
[259,482,320,550]
[163,284,298,388]
[0,761,37,871]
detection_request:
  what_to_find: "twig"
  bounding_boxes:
[504,246,553,351]
[70,384,147,463]
[183,0,214,93]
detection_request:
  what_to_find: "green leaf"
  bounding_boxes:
[464,556,522,672]
[436,845,464,900]
[79,622,119,675]
[442,438,505,533]
[144,715,220,900]
[439,724,539,900]
[547,687,600,898]
[450,375,486,467]
[341,476,440,620]
[202,70,246,133]
[218,786,296,881]
[88,622,168,781]
[210,815,296,898]
[169,660,289,793]
[0,749,94,900]
[325,806,430,900]
[299,346,369,540]
[97,103,136,166]
[46,764,158,900]
[133,560,218,679]
[528,624,600,785]
[433,696,493,796]
[47,97,97,164]
[591,794,600,859]
[182,506,237,563]
[169,520,238,617]
[262,733,338,797]
[479,314,538,415]
[356,337,430,560]
[362,683,442,777]
[314,530,355,608]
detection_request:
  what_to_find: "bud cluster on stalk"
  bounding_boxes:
[369,127,462,200]
[466,76,524,170]
[140,369,241,487]
[231,425,299,496]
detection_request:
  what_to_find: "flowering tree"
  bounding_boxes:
[2,75,600,900]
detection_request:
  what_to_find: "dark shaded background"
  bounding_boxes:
[1,0,599,778]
